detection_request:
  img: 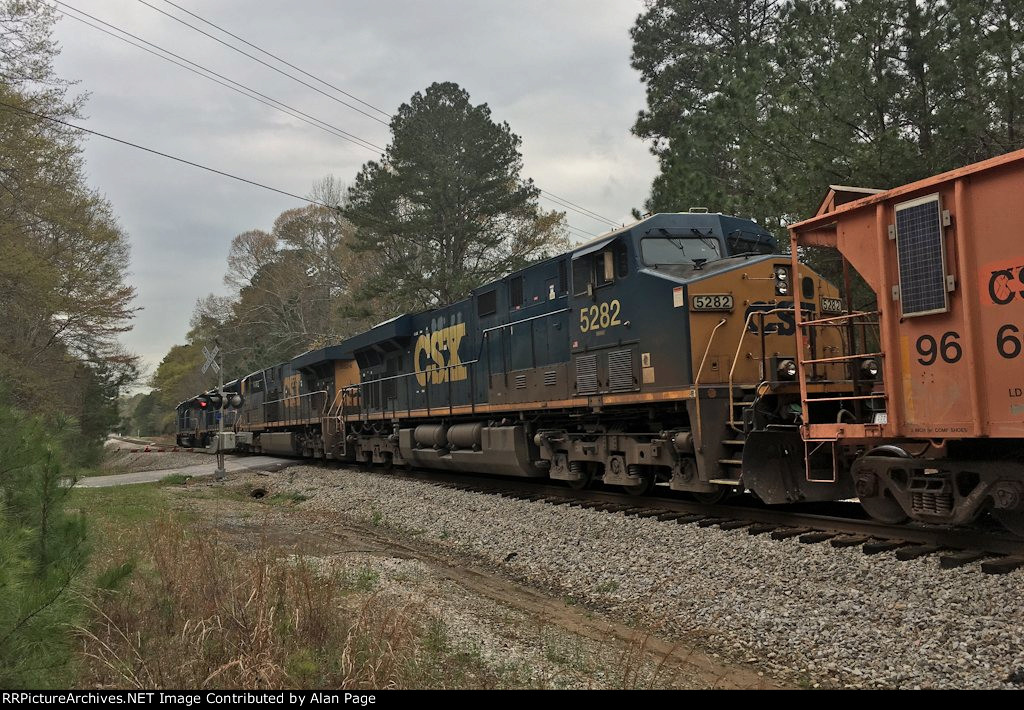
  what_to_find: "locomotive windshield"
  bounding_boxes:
[641,236,722,266]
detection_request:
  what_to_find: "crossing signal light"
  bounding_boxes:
[195,396,210,409]
[208,393,224,410]
[226,393,244,409]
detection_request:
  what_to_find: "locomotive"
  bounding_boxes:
[177,149,1024,533]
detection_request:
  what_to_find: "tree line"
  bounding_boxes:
[0,0,137,686]
[631,0,1024,233]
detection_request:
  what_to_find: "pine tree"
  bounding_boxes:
[344,81,566,313]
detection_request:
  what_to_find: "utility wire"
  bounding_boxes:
[158,0,391,119]
[134,0,390,126]
[144,0,622,228]
[54,3,383,154]
[0,100,338,208]
[52,3,619,233]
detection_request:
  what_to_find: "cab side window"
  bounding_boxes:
[572,256,592,295]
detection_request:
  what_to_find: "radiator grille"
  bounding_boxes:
[543,370,557,387]
[608,349,635,392]
[514,373,527,389]
[576,354,598,394]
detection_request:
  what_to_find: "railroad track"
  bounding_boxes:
[362,467,1024,575]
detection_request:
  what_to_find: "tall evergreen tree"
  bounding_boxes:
[344,81,566,313]
[631,0,1024,230]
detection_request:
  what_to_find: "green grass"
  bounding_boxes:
[68,482,166,530]
[159,474,192,486]
[267,490,309,505]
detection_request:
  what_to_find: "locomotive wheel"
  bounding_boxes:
[992,509,1024,537]
[691,488,731,505]
[623,476,654,496]
[567,472,592,490]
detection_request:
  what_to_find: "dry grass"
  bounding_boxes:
[76,517,503,689]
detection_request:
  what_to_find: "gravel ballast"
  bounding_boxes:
[268,465,1023,689]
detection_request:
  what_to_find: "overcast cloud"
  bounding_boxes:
[51,0,658,376]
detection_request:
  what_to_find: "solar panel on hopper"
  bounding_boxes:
[894,195,948,317]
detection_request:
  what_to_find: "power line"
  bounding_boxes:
[54,3,619,234]
[142,0,622,228]
[539,189,618,226]
[0,100,338,208]
[134,0,391,126]
[158,0,391,119]
[54,3,384,154]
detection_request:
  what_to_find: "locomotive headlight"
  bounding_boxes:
[777,359,798,380]
[774,266,790,295]
[860,358,881,379]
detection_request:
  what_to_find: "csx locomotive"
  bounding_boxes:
[178,150,1024,533]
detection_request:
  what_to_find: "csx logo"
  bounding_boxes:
[988,264,1024,305]
[414,322,467,386]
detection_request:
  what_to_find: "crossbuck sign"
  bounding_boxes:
[201,345,220,374]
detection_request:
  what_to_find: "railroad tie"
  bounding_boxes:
[830,535,870,548]
[798,531,837,544]
[718,520,750,531]
[656,512,685,521]
[862,540,909,555]
[747,523,778,536]
[674,514,707,525]
[696,517,725,528]
[632,509,672,519]
[894,544,943,561]
[770,527,812,540]
[939,550,988,569]
[980,556,1024,575]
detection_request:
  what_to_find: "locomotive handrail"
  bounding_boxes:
[337,359,482,422]
[479,308,569,334]
[798,310,879,327]
[692,318,728,453]
[726,307,800,434]
[261,389,329,425]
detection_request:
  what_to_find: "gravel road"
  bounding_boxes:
[268,464,1024,689]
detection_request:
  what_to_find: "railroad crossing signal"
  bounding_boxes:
[201,345,220,374]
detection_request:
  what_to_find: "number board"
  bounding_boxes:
[894,194,949,317]
[821,297,844,314]
[691,294,734,312]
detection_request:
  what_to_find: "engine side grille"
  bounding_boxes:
[514,373,527,389]
[608,349,635,392]
[543,370,557,387]
[576,354,598,395]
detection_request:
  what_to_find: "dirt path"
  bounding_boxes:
[170,473,782,689]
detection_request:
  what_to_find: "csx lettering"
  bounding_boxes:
[414,323,467,386]
[987,265,1024,305]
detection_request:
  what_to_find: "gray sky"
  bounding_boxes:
[51,0,658,377]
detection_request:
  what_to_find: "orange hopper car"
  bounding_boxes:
[779,149,1024,533]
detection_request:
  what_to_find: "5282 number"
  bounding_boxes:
[579,299,622,333]
[916,331,962,366]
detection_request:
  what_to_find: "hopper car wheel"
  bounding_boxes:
[858,446,910,525]
[992,509,1024,537]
